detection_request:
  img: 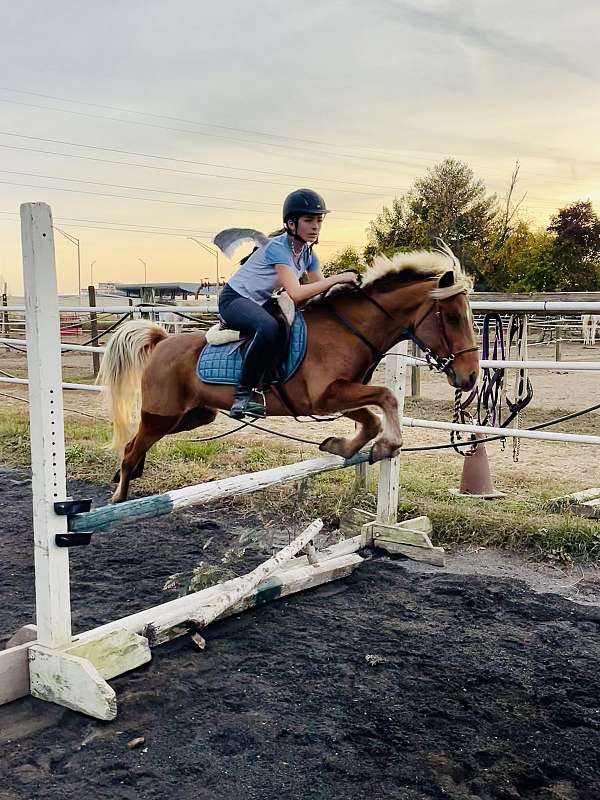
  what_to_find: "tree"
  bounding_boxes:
[321,246,364,277]
[547,201,600,290]
[478,222,555,292]
[364,159,497,268]
[410,158,498,249]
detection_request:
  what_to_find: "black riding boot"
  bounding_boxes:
[229,385,266,420]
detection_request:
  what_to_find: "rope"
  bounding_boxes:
[178,402,600,452]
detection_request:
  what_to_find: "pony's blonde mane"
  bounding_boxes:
[363,241,472,297]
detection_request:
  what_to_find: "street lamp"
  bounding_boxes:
[90,260,96,287]
[54,226,81,301]
[187,237,219,292]
[138,258,147,284]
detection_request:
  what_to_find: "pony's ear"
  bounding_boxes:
[438,271,455,289]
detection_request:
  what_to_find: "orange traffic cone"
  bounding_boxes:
[450,434,506,499]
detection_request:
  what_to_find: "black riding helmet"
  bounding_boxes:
[283,189,330,223]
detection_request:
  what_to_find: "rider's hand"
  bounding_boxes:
[334,271,359,286]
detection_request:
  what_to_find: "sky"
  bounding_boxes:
[0,0,598,294]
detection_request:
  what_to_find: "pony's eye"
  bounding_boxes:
[446,312,461,326]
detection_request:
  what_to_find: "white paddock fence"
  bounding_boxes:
[2,300,600,443]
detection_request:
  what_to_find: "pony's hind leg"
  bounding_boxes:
[171,406,218,432]
[315,380,402,462]
[319,407,382,459]
[111,411,182,503]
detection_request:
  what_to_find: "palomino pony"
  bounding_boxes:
[99,248,479,503]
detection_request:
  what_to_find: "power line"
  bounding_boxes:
[0,142,395,197]
[0,97,423,170]
[0,169,377,216]
[7,87,600,173]
[0,130,398,191]
[0,86,427,159]
[0,211,358,247]
[0,178,376,223]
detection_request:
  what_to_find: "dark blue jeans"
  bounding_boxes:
[218,284,281,389]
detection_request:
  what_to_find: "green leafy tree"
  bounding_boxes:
[547,201,600,290]
[364,159,497,273]
[322,246,365,277]
[478,222,555,291]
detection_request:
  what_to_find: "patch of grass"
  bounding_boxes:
[1,406,599,562]
[158,440,229,463]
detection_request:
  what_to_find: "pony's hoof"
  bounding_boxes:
[370,439,402,462]
[319,436,352,458]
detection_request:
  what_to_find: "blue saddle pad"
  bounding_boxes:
[197,313,307,385]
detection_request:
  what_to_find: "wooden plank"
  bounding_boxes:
[339,508,376,538]
[376,542,445,566]
[68,451,372,535]
[66,629,151,680]
[0,643,30,705]
[366,522,434,549]
[5,623,37,648]
[394,515,432,534]
[571,499,600,519]
[29,646,117,721]
[471,291,600,303]
[20,202,72,649]
[548,488,600,509]
[83,552,363,648]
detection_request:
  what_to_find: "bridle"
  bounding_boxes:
[405,294,479,377]
[322,281,478,379]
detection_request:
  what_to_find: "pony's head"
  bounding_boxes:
[365,242,479,391]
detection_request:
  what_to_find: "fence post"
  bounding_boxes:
[555,318,562,362]
[140,287,155,320]
[20,202,72,649]
[410,340,421,399]
[1,283,8,337]
[376,341,408,524]
[88,285,100,377]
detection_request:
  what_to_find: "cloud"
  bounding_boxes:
[375,0,596,81]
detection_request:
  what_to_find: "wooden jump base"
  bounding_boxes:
[0,203,440,721]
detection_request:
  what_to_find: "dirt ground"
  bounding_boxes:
[2,467,600,800]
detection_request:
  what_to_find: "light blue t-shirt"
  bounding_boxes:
[227,232,320,305]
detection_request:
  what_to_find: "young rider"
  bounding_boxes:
[218,188,358,419]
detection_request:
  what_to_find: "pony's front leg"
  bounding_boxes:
[316,381,402,462]
[319,407,382,459]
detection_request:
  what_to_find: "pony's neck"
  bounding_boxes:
[365,278,436,353]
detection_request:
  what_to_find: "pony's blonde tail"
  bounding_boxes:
[97,320,168,452]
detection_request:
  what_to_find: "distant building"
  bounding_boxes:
[97,281,225,299]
